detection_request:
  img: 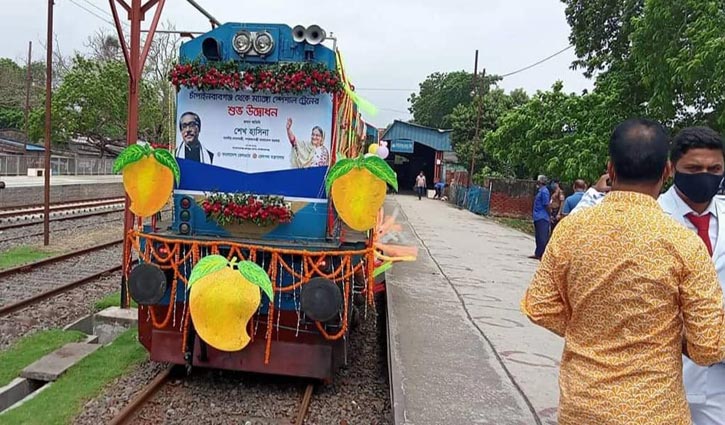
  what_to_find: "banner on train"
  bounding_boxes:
[175,87,333,174]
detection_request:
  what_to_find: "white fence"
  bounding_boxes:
[0,156,115,176]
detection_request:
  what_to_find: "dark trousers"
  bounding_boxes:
[534,219,551,258]
[417,186,425,199]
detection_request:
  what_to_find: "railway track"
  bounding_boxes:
[0,240,124,317]
[0,197,124,219]
[0,198,126,231]
[108,367,317,425]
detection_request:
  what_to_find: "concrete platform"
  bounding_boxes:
[21,343,101,382]
[0,176,123,208]
[386,195,561,425]
[0,175,121,188]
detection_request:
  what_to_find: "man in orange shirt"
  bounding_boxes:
[521,119,725,425]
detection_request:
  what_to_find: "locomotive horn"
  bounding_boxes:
[292,25,306,43]
[304,25,326,45]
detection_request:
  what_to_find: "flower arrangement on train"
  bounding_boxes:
[169,61,343,95]
[200,192,294,227]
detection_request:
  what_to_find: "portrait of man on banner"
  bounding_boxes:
[175,111,214,164]
[286,118,330,168]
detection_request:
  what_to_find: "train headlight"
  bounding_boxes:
[253,31,274,55]
[232,30,253,55]
[301,277,342,323]
[128,263,167,305]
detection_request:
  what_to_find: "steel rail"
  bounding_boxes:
[0,239,123,279]
[107,366,175,425]
[0,264,122,317]
[295,383,316,424]
[0,198,125,219]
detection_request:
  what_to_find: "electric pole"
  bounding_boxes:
[24,41,32,134]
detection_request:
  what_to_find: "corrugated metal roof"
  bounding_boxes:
[0,138,45,152]
[380,120,452,152]
[25,144,45,152]
[365,122,378,140]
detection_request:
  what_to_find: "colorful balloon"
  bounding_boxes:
[376,146,389,159]
[368,143,379,154]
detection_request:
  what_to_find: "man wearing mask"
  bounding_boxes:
[522,120,725,425]
[567,126,725,424]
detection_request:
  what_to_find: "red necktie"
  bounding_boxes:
[686,213,713,256]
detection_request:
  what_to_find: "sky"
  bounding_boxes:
[0,0,593,128]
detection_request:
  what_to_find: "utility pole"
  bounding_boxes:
[43,1,54,246]
[469,66,485,187]
[462,50,483,209]
[24,41,32,134]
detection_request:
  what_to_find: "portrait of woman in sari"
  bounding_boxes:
[286,118,330,168]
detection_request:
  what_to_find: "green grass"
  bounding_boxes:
[93,292,138,311]
[0,329,87,388]
[0,246,54,270]
[0,329,147,425]
[493,217,535,236]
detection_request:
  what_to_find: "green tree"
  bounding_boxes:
[485,81,638,182]
[562,0,644,77]
[562,0,725,130]
[408,71,501,128]
[0,58,47,130]
[0,107,23,128]
[28,56,163,155]
[449,87,529,177]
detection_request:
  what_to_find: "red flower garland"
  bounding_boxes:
[200,193,293,227]
[169,61,343,95]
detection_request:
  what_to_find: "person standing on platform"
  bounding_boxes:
[521,119,725,425]
[558,179,587,220]
[530,175,551,260]
[549,179,565,229]
[415,171,426,200]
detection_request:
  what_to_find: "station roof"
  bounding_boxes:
[380,120,452,152]
[0,138,45,152]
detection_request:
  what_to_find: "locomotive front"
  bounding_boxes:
[121,22,383,382]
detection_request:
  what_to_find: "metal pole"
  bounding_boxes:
[184,0,220,27]
[24,41,32,134]
[110,0,166,308]
[43,1,54,246]
[469,67,484,186]
[461,50,478,209]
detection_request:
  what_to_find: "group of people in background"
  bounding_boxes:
[530,177,588,259]
[524,120,725,425]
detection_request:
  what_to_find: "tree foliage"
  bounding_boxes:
[449,87,528,176]
[485,81,638,182]
[408,71,501,128]
[562,0,725,128]
[28,56,163,155]
[22,24,181,154]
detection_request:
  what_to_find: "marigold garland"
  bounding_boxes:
[129,230,375,363]
[169,61,344,95]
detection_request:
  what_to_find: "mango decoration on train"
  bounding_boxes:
[188,255,274,352]
[112,144,180,217]
[326,154,398,231]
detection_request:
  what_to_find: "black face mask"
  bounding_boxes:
[674,172,724,203]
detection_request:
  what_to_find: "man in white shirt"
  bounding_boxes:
[569,126,725,425]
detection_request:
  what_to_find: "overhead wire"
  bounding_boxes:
[67,0,131,30]
[499,45,573,78]
[355,44,575,93]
